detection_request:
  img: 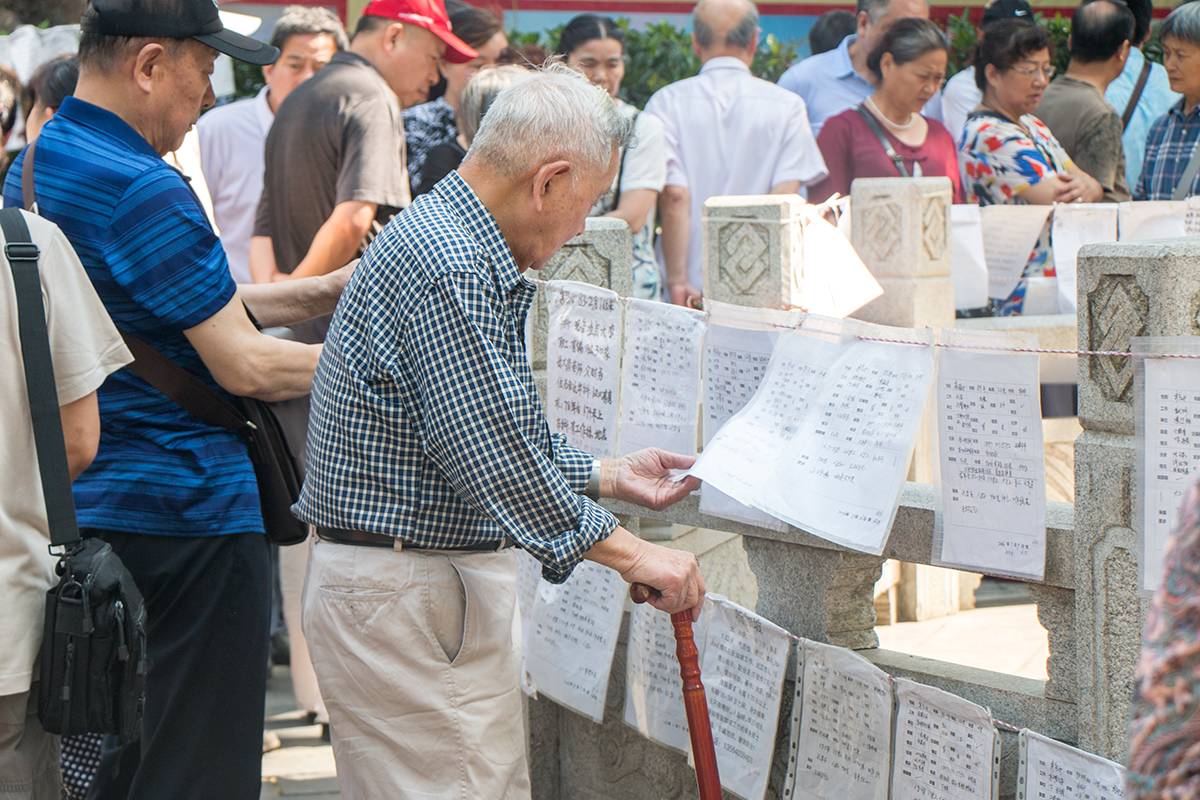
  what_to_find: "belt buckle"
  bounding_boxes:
[392,538,404,553]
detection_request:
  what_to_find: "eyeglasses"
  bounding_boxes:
[1010,63,1056,80]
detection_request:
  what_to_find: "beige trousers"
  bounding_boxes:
[279,531,326,722]
[302,538,531,800]
[0,686,60,800]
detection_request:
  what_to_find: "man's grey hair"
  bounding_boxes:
[857,0,892,22]
[1161,1,1200,46]
[270,5,349,51]
[694,4,760,49]
[457,65,534,145]
[466,63,634,177]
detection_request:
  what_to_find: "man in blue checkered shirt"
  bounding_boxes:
[294,65,706,797]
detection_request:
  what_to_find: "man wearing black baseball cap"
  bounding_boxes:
[3,2,359,798]
[941,0,1034,140]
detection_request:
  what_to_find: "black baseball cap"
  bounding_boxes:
[90,0,280,65]
[982,0,1034,25]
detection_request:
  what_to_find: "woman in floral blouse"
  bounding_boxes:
[1128,479,1200,798]
[959,19,1103,315]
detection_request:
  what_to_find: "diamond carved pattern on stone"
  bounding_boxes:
[921,196,947,261]
[1087,274,1149,403]
[553,244,612,286]
[717,221,770,295]
[860,199,903,266]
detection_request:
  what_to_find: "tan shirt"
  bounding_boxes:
[0,211,131,696]
[1036,75,1130,202]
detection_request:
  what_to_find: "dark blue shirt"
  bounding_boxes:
[3,97,263,536]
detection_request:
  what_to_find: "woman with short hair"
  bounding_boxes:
[960,19,1102,315]
[1136,2,1200,200]
[810,18,963,203]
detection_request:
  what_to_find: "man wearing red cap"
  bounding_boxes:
[251,0,476,286]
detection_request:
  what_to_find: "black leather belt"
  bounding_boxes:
[316,527,508,552]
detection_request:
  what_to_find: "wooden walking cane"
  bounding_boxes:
[630,584,722,800]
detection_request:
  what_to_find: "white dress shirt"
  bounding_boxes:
[941,67,981,147]
[644,57,827,292]
[197,87,274,284]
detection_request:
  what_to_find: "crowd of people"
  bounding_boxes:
[1,0,1200,796]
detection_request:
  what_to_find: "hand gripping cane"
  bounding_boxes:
[630,583,722,799]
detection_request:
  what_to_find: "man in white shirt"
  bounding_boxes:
[940,0,1033,144]
[776,0,940,136]
[0,211,132,800]
[645,0,826,307]
[198,7,348,283]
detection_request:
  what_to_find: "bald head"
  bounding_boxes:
[1070,0,1134,63]
[693,0,760,57]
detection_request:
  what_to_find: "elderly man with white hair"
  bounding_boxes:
[295,63,705,798]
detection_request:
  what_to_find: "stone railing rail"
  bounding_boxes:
[524,181,1200,800]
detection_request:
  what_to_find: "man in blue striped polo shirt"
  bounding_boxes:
[3,1,354,795]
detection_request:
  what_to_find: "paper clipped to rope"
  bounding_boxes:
[794,206,882,318]
[979,204,1052,301]
[949,204,989,311]
[1017,729,1125,800]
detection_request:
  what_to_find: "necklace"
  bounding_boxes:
[866,96,918,130]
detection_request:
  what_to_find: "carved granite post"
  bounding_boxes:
[1074,239,1200,758]
[530,217,634,370]
[702,194,806,308]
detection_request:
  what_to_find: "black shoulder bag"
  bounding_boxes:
[2,207,147,743]
[856,104,910,178]
[21,142,307,546]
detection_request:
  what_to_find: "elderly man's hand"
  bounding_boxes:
[600,449,700,510]
[621,540,705,620]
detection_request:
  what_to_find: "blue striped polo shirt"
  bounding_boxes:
[3,97,263,536]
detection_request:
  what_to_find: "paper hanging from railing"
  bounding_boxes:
[795,207,882,318]
[1017,729,1126,800]
[891,678,1000,800]
[545,281,622,458]
[950,204,989,311]
[980,205,1052,301]
[1135,336,1200,592]
[694,317,934,555]
[701,322,787,531]
[617,298,705,456]
[700,595,791,800]
[784,640,892,800]
[623,600,709,754]
[1050,203,1117,315]
[522,560,626,722]
[1118,200,1187,241]
[934,330,1047,580]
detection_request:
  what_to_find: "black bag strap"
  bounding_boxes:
[2,208,82,548]
[856,104,909,178]
[120,334,257,436]
[1122,58,1153,131]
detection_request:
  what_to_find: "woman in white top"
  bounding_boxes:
[558,15,666,300]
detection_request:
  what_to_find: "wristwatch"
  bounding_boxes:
[585,460,602,501]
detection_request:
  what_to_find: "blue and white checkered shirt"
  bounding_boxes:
[1135,100,1200,200]
[294,171,618,583]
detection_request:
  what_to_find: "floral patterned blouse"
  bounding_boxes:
[1128,479,1200,798]
[959,110,1074,315]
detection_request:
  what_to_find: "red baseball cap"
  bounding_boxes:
[361,0,478,63]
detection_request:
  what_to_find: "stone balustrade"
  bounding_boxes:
[522,190,1198,799]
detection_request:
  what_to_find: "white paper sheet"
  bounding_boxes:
[786,640,892,800]
[950,205,989,311]
[701,596,791,800]
[544,281,623,458]
[1119,200,1187,241]
[623,601,710,754]
[694,320,934,554]
[1139,345,1200,591]
[980,205,1052,301]
[1017,730,1126,800]
[692,329,842,519]
[515,550,543,696]
[523,561,627,722]
[892,678,998,800]
[1186,196,1200,235]
[795,210,883,318]
[935,332,1047,580]
[617,298,706,456]
[700,324,787,531]
[1050,204,1117,314]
